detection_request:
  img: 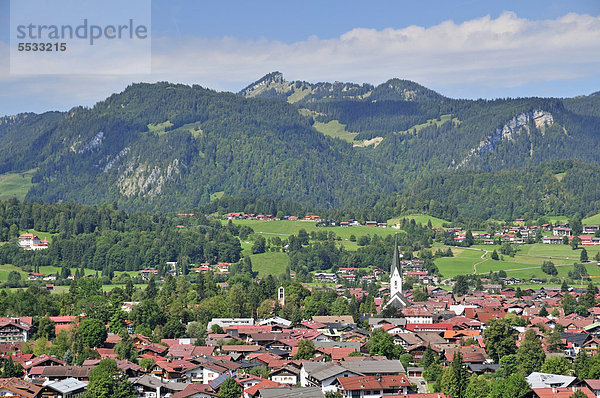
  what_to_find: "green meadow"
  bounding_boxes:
[223,219,402,241]
[388,214,450,229]
[435,242,600,282]
[0,169,36,200]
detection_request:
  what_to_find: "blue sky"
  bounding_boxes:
[1,0,600,115]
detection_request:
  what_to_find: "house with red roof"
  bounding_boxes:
[532,387,595,397]
[335,374,411,398]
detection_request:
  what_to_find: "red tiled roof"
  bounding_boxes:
[245,380,284,397]
[172,384,217,398]
[532,387,595,397]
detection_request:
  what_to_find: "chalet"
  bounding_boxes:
[270,366,301,385]
[139,269,159,280]
[335,374,411,398]
[365,221,377,227]
[151,360,199,382]
[543,236,563,244]
[129,375,188,397]
[28,272,45,280]
[553,227,572,237]
[584,225,600,234]
[300,362,360,393]
[338,268,358,274]
[0,319,30,343]
[314,273,338,283]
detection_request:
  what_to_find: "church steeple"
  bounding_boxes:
[390,234,402,297]
[390,234,401,277]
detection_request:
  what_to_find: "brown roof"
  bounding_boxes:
[0,378,42,398]
[312,315,354,324]
[41,365,94,379]
[221,344,262,352]
[337,375,411,390]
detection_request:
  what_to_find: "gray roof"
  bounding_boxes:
[468,364,500,373]
[260,387,324,398]
[526,372,577,389]
[303,362,352,381]
[129,375,187,391]
[43,377,87,394]
[340,359,406,375]
[209,373,231,389]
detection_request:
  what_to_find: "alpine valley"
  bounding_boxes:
[1,72,600,220]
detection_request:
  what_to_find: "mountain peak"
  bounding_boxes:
[239,72,289,98]
[239,73,444,103]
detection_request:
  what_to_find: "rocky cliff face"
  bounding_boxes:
[457,110,554,168]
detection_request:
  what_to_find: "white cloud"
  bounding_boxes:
[147,11,600,94]
[1,11,600,114]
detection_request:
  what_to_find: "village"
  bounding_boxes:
[2,225,600,398]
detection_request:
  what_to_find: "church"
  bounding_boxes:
[386,234,410,308]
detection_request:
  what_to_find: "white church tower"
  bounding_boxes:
[390,235,402,297]
[278,286,285,307]
[386,234,409,308]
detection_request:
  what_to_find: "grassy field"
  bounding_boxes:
[0,169,36,200]
[0,264,27,280]
[224,219,402,241]
[399,114,459,135]
[584,212,600,225]
[250,252,289,277]
[436,243,600,281]
[147,121,173,135]
[388,214,449,229]
[435,248,485,277]
[313,120,358,143]
[210,191,225,201]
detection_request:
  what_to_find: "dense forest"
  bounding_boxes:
[1,74,599,216]
[0,199,242,279]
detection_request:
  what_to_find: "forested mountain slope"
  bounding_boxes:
[0,75,599,214]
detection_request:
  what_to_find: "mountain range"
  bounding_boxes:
[1,72,599,216]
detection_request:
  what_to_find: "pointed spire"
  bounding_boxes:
[391,233,401,276]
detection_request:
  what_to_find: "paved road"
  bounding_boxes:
[409,377,428,393]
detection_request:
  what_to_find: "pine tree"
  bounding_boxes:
[145,276,158,299]
[441,351,468,398]
[420,345,437,369]
[581,248,589,262]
